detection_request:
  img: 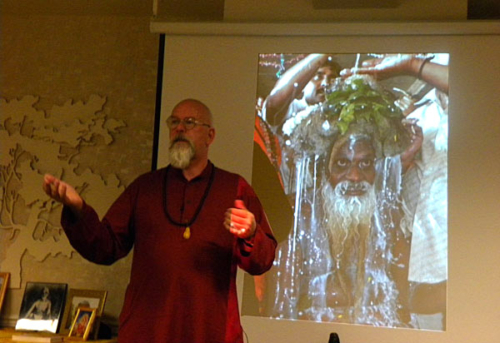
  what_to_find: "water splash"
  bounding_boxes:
[268,72,410,326]
[270,153,407,327]
[354,53,361,72]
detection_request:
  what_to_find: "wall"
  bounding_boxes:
[0,0,496,336]
[224,0,467,21]
[151,22,500,343]
[0,11,159,329]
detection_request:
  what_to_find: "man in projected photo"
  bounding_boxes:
[260,54,341,192]
[273,122,422,325]
[258,62,424,327]
[263,54,341,126]
[42,99,277,343]
[341,54,449,330]
[311,123,421,326]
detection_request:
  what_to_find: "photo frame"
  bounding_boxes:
[60,289,107,339]
[0,272,10,313]
[242,51,450,330]
[68,307,96,341]
[15,282,68,333]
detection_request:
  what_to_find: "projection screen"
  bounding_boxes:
[150,21,500,343]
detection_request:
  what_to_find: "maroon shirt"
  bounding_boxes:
[61,162,277,343]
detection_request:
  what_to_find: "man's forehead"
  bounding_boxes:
[317,66,335,76]
[173,102,208,118]
[333,138,375,158]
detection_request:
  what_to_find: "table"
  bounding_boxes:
[0,328,117,342]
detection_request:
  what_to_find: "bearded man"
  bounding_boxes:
[43,99,277,343]
[322,134,377,314]
[309,127,421,326]
[264,118,420,326]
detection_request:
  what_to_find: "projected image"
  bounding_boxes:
[245,53,448,331]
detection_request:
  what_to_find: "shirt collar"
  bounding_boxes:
[169,160,214,183]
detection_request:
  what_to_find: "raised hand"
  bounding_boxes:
[340,54,416,80]
[401,119,424,172]
[224,199,256,240]
[42,174,83,212]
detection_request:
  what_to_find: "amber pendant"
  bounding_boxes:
[183,226,191,239]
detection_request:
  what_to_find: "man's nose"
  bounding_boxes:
[175,120,187,132]
[321,76,330,87]
[345,164,363,183]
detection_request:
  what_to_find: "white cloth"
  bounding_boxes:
[406,89,448,283]
[281,98,309,136]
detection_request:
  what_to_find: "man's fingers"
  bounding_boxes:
[43,174,54,194]
[230,209,252,226]
[225,218,246,234]
[42,180,50,195]
[58,182,67,200]
[361,58,383,67]
[47,180,58,198]
[224,200,256,239]
[234,199,246,209]
[43,176,66,202]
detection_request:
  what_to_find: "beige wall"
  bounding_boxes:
[150,23,500,343]
[224,0,467,21]
[0,0,479,335]
[0,12,158,328]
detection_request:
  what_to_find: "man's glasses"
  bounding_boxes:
[166,116,211,130]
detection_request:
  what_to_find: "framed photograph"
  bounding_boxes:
[15,282,68,333]
[60,289,107,338]
[68,307,97,341]
[0,272,10,313]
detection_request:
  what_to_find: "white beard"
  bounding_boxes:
[169,137,195,169]
[321,180,378,319]
[322,180,376,260]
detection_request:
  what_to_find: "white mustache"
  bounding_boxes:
[335,180,371,196]
[170,136,191,148]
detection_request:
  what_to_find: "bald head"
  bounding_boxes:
[168,99,215,176]
[172,99,213,127]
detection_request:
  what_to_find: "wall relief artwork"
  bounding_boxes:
[0,95,126,288]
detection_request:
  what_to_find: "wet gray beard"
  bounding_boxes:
[169,139,195,169]
[322,180,376,260]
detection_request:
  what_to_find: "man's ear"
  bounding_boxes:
[207,128,215,146]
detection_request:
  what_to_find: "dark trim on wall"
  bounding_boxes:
[162,0,224,21]
[151,33,165,171]
[468,0,500,19]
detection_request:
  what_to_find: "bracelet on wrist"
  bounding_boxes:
[417,56,434,80]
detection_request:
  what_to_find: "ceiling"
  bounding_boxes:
[0,0,153,16]
[0,0,498,19]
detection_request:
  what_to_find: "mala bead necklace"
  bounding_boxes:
[163,166,215,239]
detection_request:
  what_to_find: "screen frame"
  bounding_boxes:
[150,21,500,343]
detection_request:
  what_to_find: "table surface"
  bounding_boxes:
[0,328,117,342]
